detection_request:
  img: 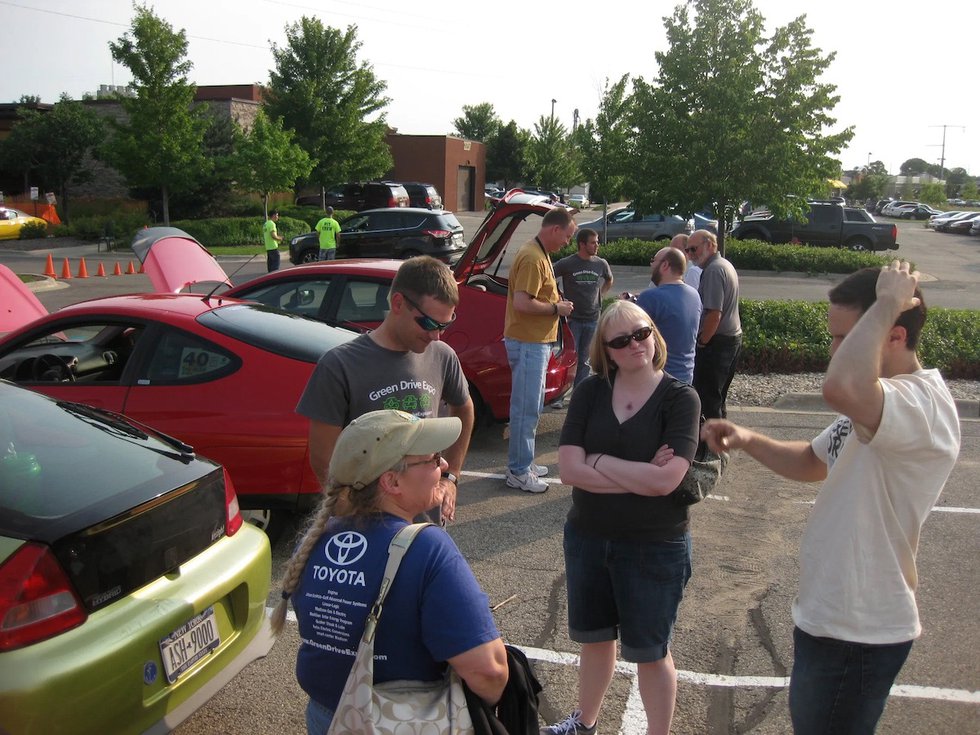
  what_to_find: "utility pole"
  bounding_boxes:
[928,124,965,181]
[551,98,556,121]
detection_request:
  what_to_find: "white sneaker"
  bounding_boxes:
[531,463,549,477]
[505,469,548,493]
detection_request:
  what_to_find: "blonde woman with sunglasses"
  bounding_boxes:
[544,300,701,735]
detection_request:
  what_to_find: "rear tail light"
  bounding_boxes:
[387,196,397,207]
[224,468,243,537]
[891,224,898,241]
[0,543,86,651]
[423,229,452,239]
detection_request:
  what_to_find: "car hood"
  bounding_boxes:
[452,191,561,281]
[0,264,49,334]
[132,227,231,293]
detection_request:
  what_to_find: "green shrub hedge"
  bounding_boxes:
[18,221,48,239]
[738,300,979,379]
[169,216,311,247]
[556,237,899,274]
[220,201,355,231]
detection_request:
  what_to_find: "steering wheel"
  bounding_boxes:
[32,354,77,382]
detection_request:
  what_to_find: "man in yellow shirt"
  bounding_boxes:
[315,207,342,260]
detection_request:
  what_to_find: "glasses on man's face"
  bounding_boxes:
[402,294,456,332]
[604,325,654,350]
[403,452,443,470]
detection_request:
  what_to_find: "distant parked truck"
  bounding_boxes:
[731,202,899,252]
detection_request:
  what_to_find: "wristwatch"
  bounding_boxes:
[441,471,458,486]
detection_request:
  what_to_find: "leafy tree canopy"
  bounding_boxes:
[106,3,211,224]
[573,75,632,204]
[452,102,501,142]
[229,109,313,217]
[265,18,391,189]
[525,115,581,191]
[630,0,852,252]
[486,120,528,187]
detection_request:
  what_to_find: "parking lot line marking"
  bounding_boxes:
[460,471,730,499]
[795,499,979,515]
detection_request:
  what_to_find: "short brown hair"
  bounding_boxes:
[590,300,667,379]
[658,246,687,275]
[542,207,574,228]
[390,255,460,306]
[828,267,926,349]
[577,228,598,247]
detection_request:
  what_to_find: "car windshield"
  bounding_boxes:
[197,302,357,363]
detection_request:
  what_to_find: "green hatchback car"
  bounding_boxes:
[0,381,274,734]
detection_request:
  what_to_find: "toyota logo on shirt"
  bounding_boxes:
[325,531,368,566]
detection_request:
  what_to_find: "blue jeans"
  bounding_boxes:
[789,626,913,735]
[567,318,597,388]
[305,698,334,734]
[505,338,550,474]
[266,248,280,272]
[318,248,337,261]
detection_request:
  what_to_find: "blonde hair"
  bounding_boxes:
[589,300,667,379]
[269,478,384,636]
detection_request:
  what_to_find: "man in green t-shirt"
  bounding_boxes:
[264,211,283,272]
[315,207,342,261]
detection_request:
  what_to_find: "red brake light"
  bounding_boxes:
[0,543,86,651]
[387,196,396,207]
[423,229,452,239]
[224,467,243,537]
[891,224,898,241]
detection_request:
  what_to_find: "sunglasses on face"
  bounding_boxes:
[604,325,654,350]
[404,452,443,470]
[402,294,456,332]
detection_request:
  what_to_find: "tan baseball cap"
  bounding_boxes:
[328,410,461,490]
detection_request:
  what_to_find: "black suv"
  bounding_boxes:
[399,182,443,210]
[288,208,466,264]
[295,181,410,210]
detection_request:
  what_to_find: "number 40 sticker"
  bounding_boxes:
[178,348,229,379]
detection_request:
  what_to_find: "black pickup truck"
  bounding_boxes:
[731,202,899,252]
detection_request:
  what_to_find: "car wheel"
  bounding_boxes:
[847,237,871,252]
[299,249,319,264]
[241,508,290,542]
[654,235,671,242]
[400,249,422,259]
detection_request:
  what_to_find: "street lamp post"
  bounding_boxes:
[867,152,872,170]
[551,98,556,120]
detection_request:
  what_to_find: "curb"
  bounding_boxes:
[23,274,69,293]
[772,392,979,420]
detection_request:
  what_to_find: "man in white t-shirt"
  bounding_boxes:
[701,261,960,735]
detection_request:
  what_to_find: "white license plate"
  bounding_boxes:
[159,606,220,684]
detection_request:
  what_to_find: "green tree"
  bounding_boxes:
[630,0,852,253]
[867,160,888,176]
[452,102,501,142]
[229,110,313,217]
[486,120,529,188]
[959,180,978,201]
[265,18,391,191]
[105,4,210,225]
[899,158,929,175]
[573,75,632,204]
[917,182,946,206]
[945,167,969,197]
[0,96,105,223]
[525,115,581,191]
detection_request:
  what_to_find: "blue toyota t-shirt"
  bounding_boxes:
[292,514,499,710]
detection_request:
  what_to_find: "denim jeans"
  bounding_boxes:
[266,248,280,272]
[305,698,334,735]
[693,333,741,419]
[789,626,913,735]
[567,318,597,388]
[318,248,337,261]
[505,338,550,473]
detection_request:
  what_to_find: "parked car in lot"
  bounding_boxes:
[0,207,47,240]
[0,380,273,734]
[898,203,944,220]
[295,181,410,210]
[0,247,359,536]
[881,200,919,217]
[139,195,580,427]
[731,201,898,251]
[970,218,980,236]
[289,208,467,265]
[941,211,980,234]
[580,208,693,242]
[935,211,980,232]
[927,210,964,229]
[567,193,589,208]
[399,182,443,210]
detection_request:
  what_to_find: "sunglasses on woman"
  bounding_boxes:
[604,325,654,350]
[404,452,443,470]
[402,294,457,332]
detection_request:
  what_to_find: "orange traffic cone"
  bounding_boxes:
[76,258,89,278]
[126,261,136,275]
[60,258,72,279]
[138,261,145,274]
[96,262,107,277]
[113,262,123,276]
[44,254,57,279]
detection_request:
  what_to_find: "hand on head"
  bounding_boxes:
[877,260,921,311]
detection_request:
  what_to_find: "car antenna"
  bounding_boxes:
[201,254,260,304]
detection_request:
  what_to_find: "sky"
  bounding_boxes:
[1,0,978,177]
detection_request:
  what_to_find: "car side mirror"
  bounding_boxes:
[298,289,315,306]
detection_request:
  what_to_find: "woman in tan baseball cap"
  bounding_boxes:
[271,410,507,734]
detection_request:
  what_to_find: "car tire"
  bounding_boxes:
[400,249,422,259]
[846,236,871,252]
[299,249,319,264]
[241,508,291,542]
